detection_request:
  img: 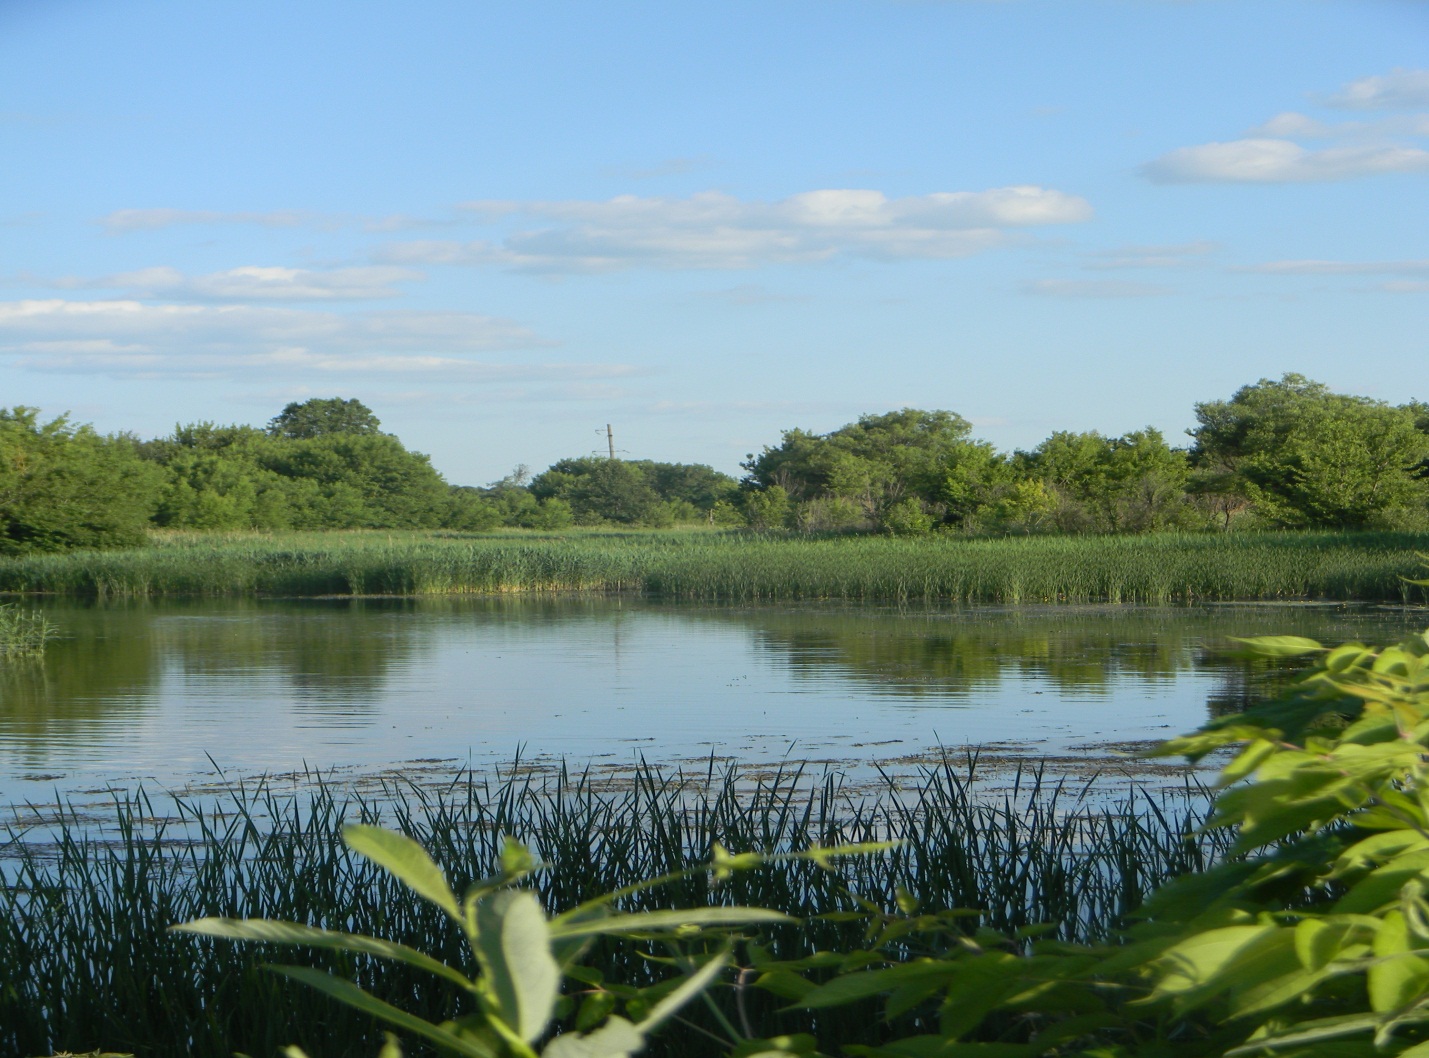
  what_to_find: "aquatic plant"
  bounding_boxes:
[0,527,1425,603]
[0,759,1213,1057]
[0,602,56,656]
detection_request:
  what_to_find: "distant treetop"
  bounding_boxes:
[266,398,382,440]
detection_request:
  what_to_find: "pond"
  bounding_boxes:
[2,597,1426,806]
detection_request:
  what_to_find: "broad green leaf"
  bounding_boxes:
[541,1015,644,1058]
[1337,831,1429,874]
[575,991,617,1032]
[754,969,817,1001]
[799,961,958,1009]
[1151,924,1276,998]
[475,889,561,1044]
[173,917,477,993]
[548,906,792,939]
[1222,1011,1383,1054]
[1368,910,1429,1012]
[272,965,498,1058]
[343,824,460,920]
[1294,918,1354,972]
[1335,850,1429,914]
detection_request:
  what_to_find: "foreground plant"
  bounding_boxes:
[755,627,1429,1056]
[176,825,885,1057]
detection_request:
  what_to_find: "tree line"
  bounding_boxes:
[2,374,1426,554]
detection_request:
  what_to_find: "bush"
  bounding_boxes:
[0,408,160,553]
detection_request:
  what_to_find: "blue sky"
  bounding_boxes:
[2,0,1427,484]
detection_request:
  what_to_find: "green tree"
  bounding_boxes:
[1190,373,1429,528]
[1016,427,1192,532]
[265,433,451,528]
[743,408,1004,530]
[266,397,383,440]
[0,408,162,553]
[529,457,735,526]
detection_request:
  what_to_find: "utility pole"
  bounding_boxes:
[606,424,616,460]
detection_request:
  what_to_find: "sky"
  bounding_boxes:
[2,0,1427,485]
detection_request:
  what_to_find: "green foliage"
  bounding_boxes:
[1191,373,1429,529]
[1,528,1425,603]
[742,408,1004,531]
[176,814,903,1056]
[737,621,1429,1057]
[0,407,161,553]
[3,757,1215,1057]
[1018,427,1195,533]
[144,415,453,531]
[267,397,384,439]
[530,458,738,527]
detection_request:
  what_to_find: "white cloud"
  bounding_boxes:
[1327,68,1429,111]
[1239,259,1429,292]
[1143,138,1429,183]
[1023,279,1171,298]
[0,298,612,383]
[1084,241,1218,270]
[1242,259,1429,276]
[102,209,315,233]
[1248,111,1429,140]
[100,265,422,301]
[381,186,1093,272]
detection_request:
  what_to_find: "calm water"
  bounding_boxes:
[2,597,1425,804]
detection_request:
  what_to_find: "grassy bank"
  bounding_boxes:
[0,528,1427,602]
[2,759,1216,1058]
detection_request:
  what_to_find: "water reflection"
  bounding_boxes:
[727,603,1422,701]
[0,596,1423,801]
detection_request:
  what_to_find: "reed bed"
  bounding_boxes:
[1,759,1218,1058]
[0,528,1426,603]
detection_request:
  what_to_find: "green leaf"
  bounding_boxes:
[475,890,561,1044]
[754,969,816,1001]
[1368,910,1429,1013]
[799,962,957,1010]
[575,991,617,1032]
[501,836,539,880]
[271,965,499,1058]
[540,1016,645,1058]
[172,917,477,993]
[548,907,793,939]
[343,824,460,920]
[1222,1011,1382,1054]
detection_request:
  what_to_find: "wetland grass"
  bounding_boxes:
[0,527,1426,603]
[1,759,1218,1058]
[0,602,56,657]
